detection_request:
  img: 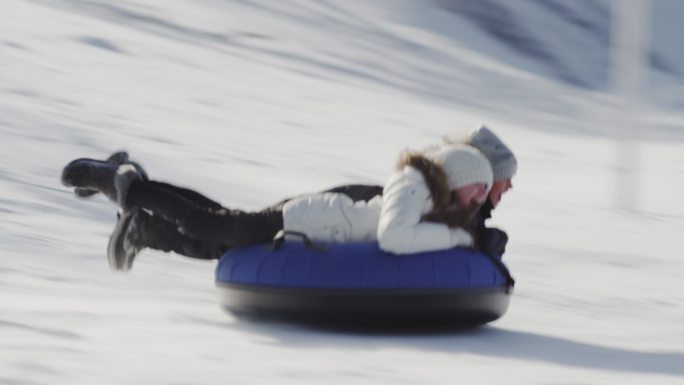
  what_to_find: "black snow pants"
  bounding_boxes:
[124,180,383,260]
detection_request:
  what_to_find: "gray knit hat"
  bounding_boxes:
[428,144,493,192]
[469,126,517,182]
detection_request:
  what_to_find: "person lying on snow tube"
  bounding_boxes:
[324,125,518,258]
[61,132,514,272]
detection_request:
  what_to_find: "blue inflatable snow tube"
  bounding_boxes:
[216,239,513,327]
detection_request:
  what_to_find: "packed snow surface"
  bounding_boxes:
[1,1,683,384]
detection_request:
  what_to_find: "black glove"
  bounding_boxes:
[479,227,508,257]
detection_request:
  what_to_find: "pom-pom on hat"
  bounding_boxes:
[468,126,517,182]
[428,144,493,192]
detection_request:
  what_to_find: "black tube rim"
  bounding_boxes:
[216,282,512,327]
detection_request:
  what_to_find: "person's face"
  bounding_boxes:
[489,178,513,208]
[453,183,489,207]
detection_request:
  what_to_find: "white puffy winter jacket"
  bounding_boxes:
[282,166,473,254]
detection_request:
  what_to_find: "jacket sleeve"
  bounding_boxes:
[377,167,473,254]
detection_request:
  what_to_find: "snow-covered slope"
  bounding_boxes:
[1,1,682,384]
[436,0,684,95]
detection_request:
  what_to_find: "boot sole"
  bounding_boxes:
[107,210,136,271]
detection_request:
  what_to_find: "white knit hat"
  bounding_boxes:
[469,126,517,182]
[428,144,493,192]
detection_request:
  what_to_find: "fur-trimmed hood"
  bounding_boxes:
[396,151,451,210]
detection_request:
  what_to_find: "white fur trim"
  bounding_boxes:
[114,164,142,209]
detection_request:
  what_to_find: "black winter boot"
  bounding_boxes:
[107,209,227,272]
[113,164,145,209]
[61,151,148,202]
[107,209,144,271]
